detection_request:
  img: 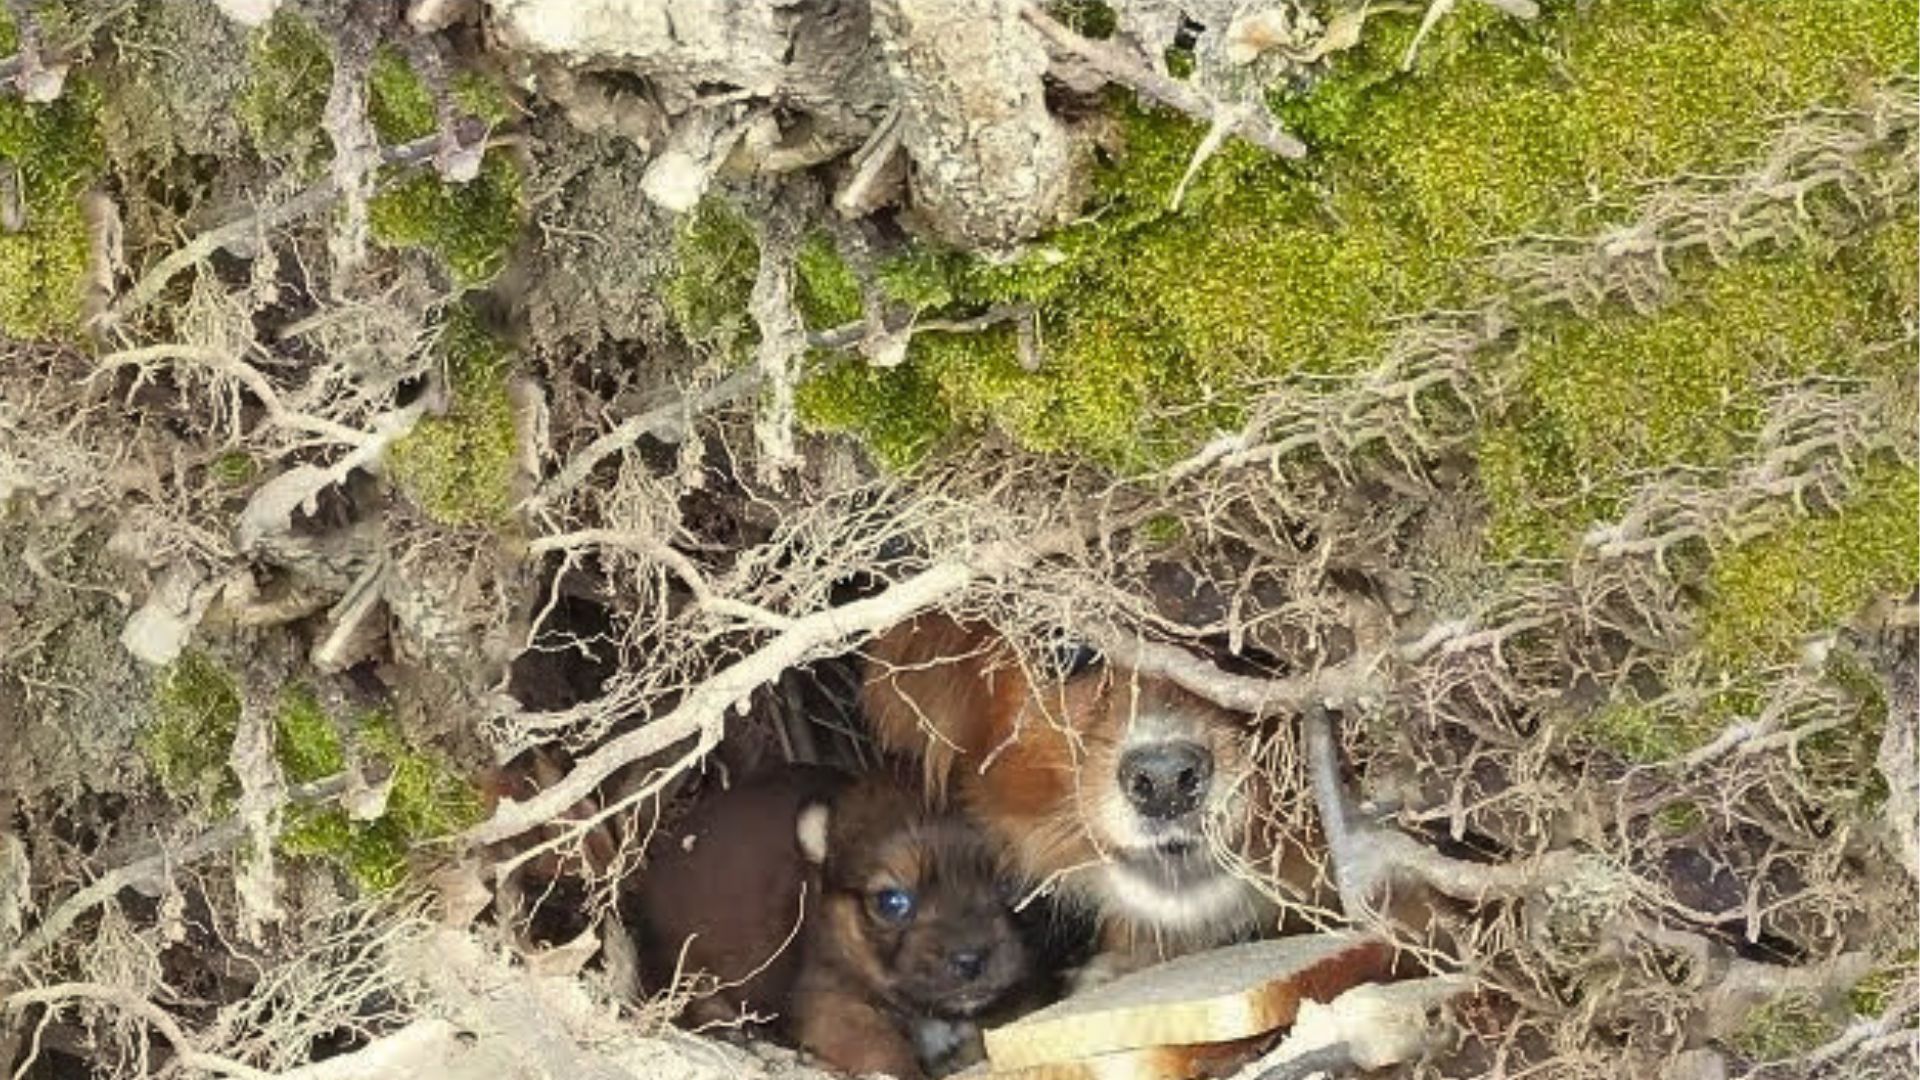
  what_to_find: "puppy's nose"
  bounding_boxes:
[1118,742,1212,820]
[948,949,986,980]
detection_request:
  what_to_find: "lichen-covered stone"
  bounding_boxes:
[97,2,252,165]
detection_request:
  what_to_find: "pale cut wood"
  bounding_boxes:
[988,1031,1275,1080]
[983,934,1390,1071]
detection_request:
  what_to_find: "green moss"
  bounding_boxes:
[1702,460,1920,670]
[246,29,522,283]
[1653,801,1705,836]
[667,197,759,356]
[279,807,411,894]
[1866,205,1919,326]
[1163,45,1195,79]
[797,0,1917,467]
[358,712,484,839]
[368,47,437,143]
[274,685,344,783]
[1849,952,1914,1018]
[367,148,522,286]
[1312,0,1912,256]
[1580,689,1747,764]
[144,654,477,893]
[452,71,515,128]
[142,651,242,809]
[367,45,513,142]
[1727,990,1840,1062]
[277,706,481,893]
[1049,0,1115,39]
[1484,250,1894,556]
[1581,462,1915,764]
[1139,513,1186,548]
[275,703,480,894]
[795,353,955,469]
[1791,648,1894,811]
[208,451,260,488]
[360,32,524,285]
[794,230,863,327]
[1272,3,1504,148]
[238,10,331,164]
[386,305,520,527]
[0,74,102,341]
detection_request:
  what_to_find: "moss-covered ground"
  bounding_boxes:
[0,8,102,341]
[364,46,521,287]
[141,654,480,893]
[237,14,522,285]
[780,0,1916,468]
[275,684,483,893]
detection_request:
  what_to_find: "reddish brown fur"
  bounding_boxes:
[862,616,1313,975]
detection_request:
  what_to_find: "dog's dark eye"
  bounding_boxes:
[871,887,916,924]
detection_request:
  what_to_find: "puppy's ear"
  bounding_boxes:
[796,799,832,866]
[861,616,1029,803]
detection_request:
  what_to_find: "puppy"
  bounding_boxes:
[631,765,1034,1079]
[861,616,1305,982]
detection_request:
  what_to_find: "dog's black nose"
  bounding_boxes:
[948,949,986,980]
[1118,742,1212,820]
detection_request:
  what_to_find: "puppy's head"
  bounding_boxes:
[860,617,1274,945]
[800,780,1031,1018]
[976,666,1267,940]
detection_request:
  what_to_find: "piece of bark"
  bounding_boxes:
[871,0,1085,251]
[983,934,1391,1071]
[487,0,885,139]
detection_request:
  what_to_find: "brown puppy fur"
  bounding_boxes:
[862,616,1312,980]
[632,765,1033,1079]
[632,766,844,1026]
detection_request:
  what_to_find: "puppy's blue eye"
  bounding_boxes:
[872,887,916,924]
